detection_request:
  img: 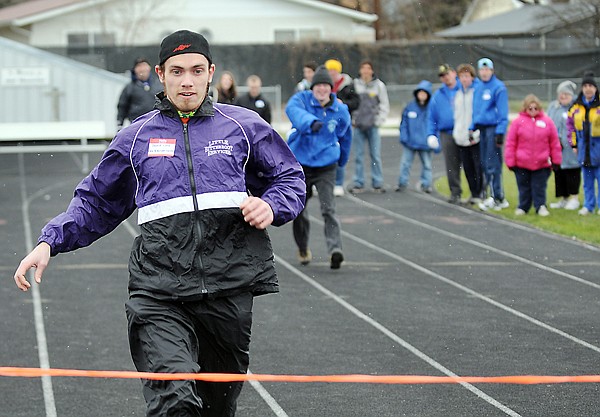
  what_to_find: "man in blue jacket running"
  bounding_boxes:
[472,57,510,211]
[286,65,352,269]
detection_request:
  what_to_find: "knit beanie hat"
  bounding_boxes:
[581,71,597,88]
[311,65,333,89]
[159,30,212,66]
[556,80,577,96]
[325,59,342,73]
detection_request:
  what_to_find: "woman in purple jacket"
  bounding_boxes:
[505,94,562,216]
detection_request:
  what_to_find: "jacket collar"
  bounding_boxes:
[155,91,215,118]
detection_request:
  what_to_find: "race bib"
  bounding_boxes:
[148,138,176,157]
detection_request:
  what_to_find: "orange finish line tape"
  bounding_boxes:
[2,367,600,385]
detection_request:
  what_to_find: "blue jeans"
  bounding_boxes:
[513,167,550,212]
[351,126,383,188]
[479,125,505,200]
[398,146,432,188]
[335,165,345,187]
[582,165,600,212]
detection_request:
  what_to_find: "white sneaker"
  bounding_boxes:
[578,207,590,216]
[537,205,550,216]
[478,197,495,211]
[564,198,580,210]
[515,208,526,216]
[549,200,567,209]
[333,185,345,197]
[493,199,510,210]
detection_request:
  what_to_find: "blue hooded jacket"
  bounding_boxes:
[400,80,439,152]
[472,74,509,135]
[286,90,352,168]
[427,78,460,137]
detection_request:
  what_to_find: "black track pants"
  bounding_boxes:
[126,292,253,417]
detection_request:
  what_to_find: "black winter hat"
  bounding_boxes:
[159,30,212,66]
[311,65,333,89]
[582,71,597,89]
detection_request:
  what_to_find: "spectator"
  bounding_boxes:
[116,57,162,130]
[427,63,462,204]
[214,70,237,104]
[286,66,352,269]
[567,71,600,216]
[236,74,272,124]
[325,58,360,197]
[295,60,318,92]
[505,94,562,216]
[453,63,484,205]
[547,80,580,210]
[13,30,306,416]
[348,60,390,193]
[396,80,436,193]
[473,58,510,211]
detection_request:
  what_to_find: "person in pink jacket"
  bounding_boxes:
[505,94,562,216]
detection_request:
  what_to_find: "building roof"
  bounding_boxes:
[0,0,377,28]
[437,3,594,38]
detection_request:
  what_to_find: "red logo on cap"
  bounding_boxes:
[173,44,191,52]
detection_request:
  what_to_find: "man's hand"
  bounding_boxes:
[311,120,323,133]
[240,197,274,230]
[495,134,504,146]
[13,242,51,291]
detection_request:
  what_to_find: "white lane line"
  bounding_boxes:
[308,213,600,355]
[346,197,600,290]
[414,192,600,253]
[120,220,289,417]
[274,255,521,417]
[17,153,57,417]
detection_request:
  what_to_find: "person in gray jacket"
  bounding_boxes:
[13,30,305,417]
[348,60,390,193]
[547,80,581,210]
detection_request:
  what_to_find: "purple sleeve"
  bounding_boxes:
[38,143,138,256]
[245,124,306,227]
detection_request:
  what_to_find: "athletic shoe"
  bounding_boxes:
[493,199,510,210]
[469,197,482,205]
[330,250,344,269]
[564,198,580,210]
[333,185,345,197]
[537,205,550,216]
[514,208,526,216]
[578,207,590,216]
[478,197,495,211]
[420,184,433,194]
[372,187,386,193]
[347,185,365,194]
[549,200,567,209]
[298,249,312,265]
[448,195,461,205]
[394,184,407,192]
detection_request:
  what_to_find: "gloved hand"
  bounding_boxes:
[495,134,504,145]
[427,135,440,150]
[311,120,323,133]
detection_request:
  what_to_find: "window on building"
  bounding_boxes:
[274,30,295,43]
[299,29,321,41]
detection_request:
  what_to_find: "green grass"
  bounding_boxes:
[434,167,600,246]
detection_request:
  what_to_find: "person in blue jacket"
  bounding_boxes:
[13,30,306,417]
[427,63,462,204]
[286,65,352,269]
[396,80,438,193]
[472,57,510,211]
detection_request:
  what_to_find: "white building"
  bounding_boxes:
[0,35,127,131]
[0,0,378,47]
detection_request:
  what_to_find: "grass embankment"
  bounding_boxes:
[435,167,600,246]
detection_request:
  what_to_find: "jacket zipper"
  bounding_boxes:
[182,122,208,295]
